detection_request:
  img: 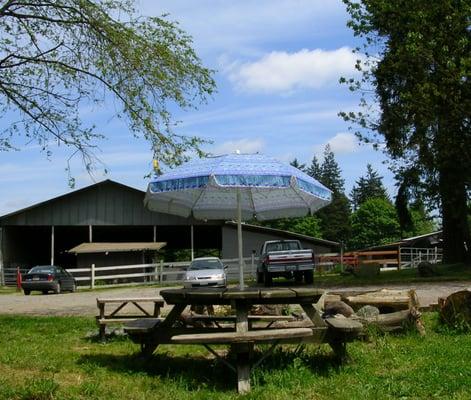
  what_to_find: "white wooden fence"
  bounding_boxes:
[64,256,256,289]
[1,247,443,288]
[399,247,442,269]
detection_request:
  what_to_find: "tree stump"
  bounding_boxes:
[439,290,471,330]
[417,261,440,277]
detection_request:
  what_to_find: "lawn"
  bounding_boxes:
[0,314,470,399]
[313,263,471,287]
[0,286,17,294]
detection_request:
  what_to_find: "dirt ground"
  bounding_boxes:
[1,281,470,317]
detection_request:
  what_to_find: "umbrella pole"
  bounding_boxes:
[237,188,244,290]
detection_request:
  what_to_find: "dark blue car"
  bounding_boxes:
[22,265,76,295]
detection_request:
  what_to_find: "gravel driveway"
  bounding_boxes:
[1,281,470,317]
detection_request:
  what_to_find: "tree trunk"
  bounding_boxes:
[439,290,471,329]
[439,166,471,264]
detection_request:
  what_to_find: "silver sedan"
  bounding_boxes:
[183,257,227,288]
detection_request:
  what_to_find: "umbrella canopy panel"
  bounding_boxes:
[145,154,332,221]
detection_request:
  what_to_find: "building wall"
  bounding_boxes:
[0,181,218,226]
[221,226,334,259]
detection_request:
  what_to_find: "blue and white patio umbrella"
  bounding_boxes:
[144,153,332,289]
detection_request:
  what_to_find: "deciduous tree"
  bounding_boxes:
[350,198,400,249]
[0,0,215,183]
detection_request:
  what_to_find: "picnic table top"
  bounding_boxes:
[160,287,325,305]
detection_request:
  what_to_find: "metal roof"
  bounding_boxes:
[68,242,166,254]
[224,221,340,247]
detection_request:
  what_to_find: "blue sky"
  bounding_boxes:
[0,0,394,215]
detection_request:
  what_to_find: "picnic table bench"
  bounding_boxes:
[96,296,164,339]
[124,287,363,393]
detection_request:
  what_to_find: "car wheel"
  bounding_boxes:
[24,290,30,296]
[70,283,77,293]
[304,270,314,284]
[264,272,273,287]
[54,283,61,294]
[42,290,48,295]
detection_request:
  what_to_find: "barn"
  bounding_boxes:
[0,179,339,283]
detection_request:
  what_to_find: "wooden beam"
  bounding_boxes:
[50,226,55,265]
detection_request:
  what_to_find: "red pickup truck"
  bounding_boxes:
[256,240,315,286]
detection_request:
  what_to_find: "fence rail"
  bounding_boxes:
[1,257,256,288]
[2,247,443,288]
[315,247,443,271]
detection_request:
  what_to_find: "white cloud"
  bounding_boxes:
[225,47,361,93]
[314,132,361,155]
[211,138,265,155]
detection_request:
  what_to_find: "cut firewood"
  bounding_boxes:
[331,289,420,312]
[352,307,425,335]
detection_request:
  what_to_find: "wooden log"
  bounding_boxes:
[352,307,425,335]
[339,289,419,312]
[439,290,471,329]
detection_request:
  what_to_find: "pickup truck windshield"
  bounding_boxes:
[265,242,300,252]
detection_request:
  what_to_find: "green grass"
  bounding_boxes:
[0,286,18,295]
[313,263,471,287]
[0,314,470,399]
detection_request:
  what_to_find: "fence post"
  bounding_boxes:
[90,263,95,290]
[397,247,402,270]
[159,260,164,283]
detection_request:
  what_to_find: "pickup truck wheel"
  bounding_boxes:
[256,272,264,284]
[264,272,273,287]
[304,270,314,284]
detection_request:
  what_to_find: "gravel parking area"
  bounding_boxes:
[0,281,470,317]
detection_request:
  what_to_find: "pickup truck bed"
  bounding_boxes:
[257,240,315,286]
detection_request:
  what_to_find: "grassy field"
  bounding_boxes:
[0,314,470,399]
[313,263,471,287]
[0,286,17,294]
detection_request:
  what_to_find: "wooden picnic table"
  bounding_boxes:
[124,287,362,393]
[96,296,164,340]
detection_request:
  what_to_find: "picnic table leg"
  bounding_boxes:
[97,301,106,340]
[232,343,251,394]
[235,302,251,393]
[139,304,187,357]
[329,339,348,362]
[153,302,161,317]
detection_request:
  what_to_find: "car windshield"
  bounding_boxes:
[265,241,301,252]
[188,259,223,270]
[29,266,55,274]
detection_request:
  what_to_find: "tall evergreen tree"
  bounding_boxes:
[319,145,345,193]
[290,158,306,172]
[342,0,471,263]
[403,198,436,238]
[351,164,389,210]
[315,145,351,243]
[306,155,322,180]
